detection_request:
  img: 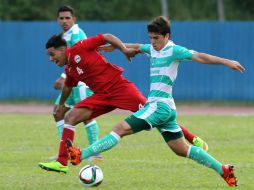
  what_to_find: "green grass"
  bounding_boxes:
[0,113,253,190]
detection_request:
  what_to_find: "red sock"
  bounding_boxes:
[57,127,74,166]
[179,124,196,143]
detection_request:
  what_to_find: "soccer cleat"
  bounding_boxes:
[192,136,209,152]
[221,164,237,187]
[66,138,82,165]
[38,161,68,174]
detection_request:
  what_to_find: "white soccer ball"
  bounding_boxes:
[79,164,103,187]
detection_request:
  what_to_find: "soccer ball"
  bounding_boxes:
[79,164,103,187]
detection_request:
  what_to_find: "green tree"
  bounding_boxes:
[0,0,253,21]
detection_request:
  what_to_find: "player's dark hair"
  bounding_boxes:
[45,33,67,49]
[147,16,171,37]
[57,5,75,16]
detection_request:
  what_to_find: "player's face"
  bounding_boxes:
[47,47,67,67]
[58,11,75,32]
[148,32,169,51]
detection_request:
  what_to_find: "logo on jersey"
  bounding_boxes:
[139,103,144,109]
[151,57,155,65]
[74,55,81,63]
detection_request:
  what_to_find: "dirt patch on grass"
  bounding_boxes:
[1,103,254,115]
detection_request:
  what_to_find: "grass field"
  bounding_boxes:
[0,113,253,190]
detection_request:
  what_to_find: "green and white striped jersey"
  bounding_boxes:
[62,24,87,86]
[62,24,87,48]
[140,40,194,109]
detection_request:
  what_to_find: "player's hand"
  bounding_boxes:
[55,104,66,116]
[229,60,245,73]
[54,77,65,90]
[98,45,116,52]
[54,80,63,90]
[122,48,139,62]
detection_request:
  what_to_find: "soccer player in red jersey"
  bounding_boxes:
[39,33,207,173]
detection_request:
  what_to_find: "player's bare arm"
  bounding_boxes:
[55,85,72,117]
[102,34,137,61]
[125,43,141,51]
[59,85,73,106]
[192,52,245,73]
[97,44,116,52]
[98,43,141,58]
[125,43,142,55]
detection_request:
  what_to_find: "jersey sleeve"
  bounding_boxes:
[70,33,82,46]
[174,45,194,61]
[140,44,151,54]
[79,34,106,51]
[64,73,79,87]
[70,31,87,46]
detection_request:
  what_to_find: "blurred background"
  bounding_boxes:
[0,0,253,102]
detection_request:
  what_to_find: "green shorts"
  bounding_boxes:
[125,101,183,142]
[55,84,93,108]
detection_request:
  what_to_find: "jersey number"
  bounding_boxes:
[76,67,84,75]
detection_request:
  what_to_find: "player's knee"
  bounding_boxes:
[173,149,187,157]
[112,121,133,138]
[168,141,189,157]
[64,111,77,125]
[53,110,63,121]
[52,111,57,120]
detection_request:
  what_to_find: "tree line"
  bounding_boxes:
[0,0,253,21]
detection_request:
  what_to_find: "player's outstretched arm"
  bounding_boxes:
[102,34,138,61]
[97,44,116,52]
[125,43,141,51]
[98,43,141,53]
[192,52,245,73]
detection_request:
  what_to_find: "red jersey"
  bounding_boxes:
[64,34,124,94]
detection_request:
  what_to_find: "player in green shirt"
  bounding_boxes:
[66,16,244,186]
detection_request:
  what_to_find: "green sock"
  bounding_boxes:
[56,120,64,139]
[188,145,223,175]
[85,120,99,145]
[81,131,120,160]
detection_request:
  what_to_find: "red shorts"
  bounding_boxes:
[74,77,146,119]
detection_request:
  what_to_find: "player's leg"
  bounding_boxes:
[39,94,116,172]
[66,120,132,165]
[121,51,199,146]
[76,85,100,146]
[164,132,223,171]
[66,104,151,165]
[154,104,236,186]
[83,119,103,161]
[39,106,93,173]
[49,94,71,161]
[165,135,237,186]
[53,94,70,139]
[68,80,146,162]
[179,124,208,151]
[65,81,147,165]
[84,120,99,144]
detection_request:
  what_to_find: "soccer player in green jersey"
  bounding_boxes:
[52,5,101,161]
[66,16,244,186]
